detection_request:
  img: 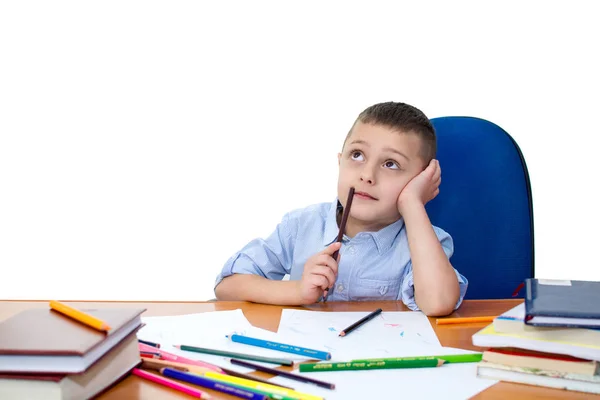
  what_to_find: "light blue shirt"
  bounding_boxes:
[215,199,468,310]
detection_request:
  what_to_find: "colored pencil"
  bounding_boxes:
[174,344,294,366]
[219,366,295,390]
[230,358,335,390]
[228,334,331,360]
[436,316,496,325]
[140,351,163,359]
[351,353,483,363]
[339,308,382,337]
[139,358,289,388]
[139,343,223,373]
[323,186,354,302]
[141,358,196,373]
[160,368,268,400]
[204,371,322,400]
[49,300,111,332]
[138,338,161,348]
[132,368,212,399]
[299,358,445,372]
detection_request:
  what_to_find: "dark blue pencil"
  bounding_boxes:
[160,368,268,400]
[339,308,382,337]
[138,339,161,348]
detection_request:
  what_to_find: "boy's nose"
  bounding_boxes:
[360,166,375,185]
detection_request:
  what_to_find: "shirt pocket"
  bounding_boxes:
[349,278,400,301]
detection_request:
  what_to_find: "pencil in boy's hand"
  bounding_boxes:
[339,308,382,337]
[323,186,355,302]
[49,300,111,332]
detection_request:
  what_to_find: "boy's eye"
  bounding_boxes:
[384,160,399,170]
[351,151,364,161]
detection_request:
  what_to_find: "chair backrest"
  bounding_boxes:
[426,116,534,299]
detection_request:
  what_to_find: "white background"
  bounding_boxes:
[1,1,598,301]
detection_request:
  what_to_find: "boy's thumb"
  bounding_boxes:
[325,241,342,254]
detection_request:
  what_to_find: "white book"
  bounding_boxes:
[472,324,600,362]
[477,361,600,395]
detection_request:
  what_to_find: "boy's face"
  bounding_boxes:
[337,121,426,230]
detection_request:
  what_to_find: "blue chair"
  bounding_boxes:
[426,116,534,299]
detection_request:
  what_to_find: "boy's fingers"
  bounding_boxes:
[311,265,336,287]
[316,254,339,274]
[322,242,342,255]
[310,274,330,291]
[432,165,441,181]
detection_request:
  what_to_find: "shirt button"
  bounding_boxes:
[336,283,344,292]
[348,245,355,254]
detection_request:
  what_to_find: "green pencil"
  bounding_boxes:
[174,344,294,366]
[299,358,444,372]
[351,353,482,364]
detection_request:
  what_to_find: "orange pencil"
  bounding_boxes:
[436,316,496,325]
[49,300,112,332]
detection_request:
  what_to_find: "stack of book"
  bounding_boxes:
[472,279,600,394]
[0,303,145,399]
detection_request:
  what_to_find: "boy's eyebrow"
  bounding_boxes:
[349,139,410,161]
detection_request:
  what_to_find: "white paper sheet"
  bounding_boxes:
[137,309,305,372]
[270,347,498,400]
[276,309,442,360]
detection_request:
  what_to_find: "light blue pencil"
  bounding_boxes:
[227,334,332,360]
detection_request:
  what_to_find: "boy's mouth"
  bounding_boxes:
[354,191,377,200]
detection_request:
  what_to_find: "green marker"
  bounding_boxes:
[351,353,483,364]
[299,358,444,372]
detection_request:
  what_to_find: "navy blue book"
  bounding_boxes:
[524,278,600,329]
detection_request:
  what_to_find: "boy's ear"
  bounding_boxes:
[337,153,342,165]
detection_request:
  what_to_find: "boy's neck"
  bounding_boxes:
[338,213,393,238]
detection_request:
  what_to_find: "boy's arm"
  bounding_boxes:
[214,213,300,303]
[400,201,460,316]
[216,241,342,305]
[215,274,303,305]
[397,159,462,316]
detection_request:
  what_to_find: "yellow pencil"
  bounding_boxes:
[436,316,496,325]
[49,300,111,332]
[203,371,323,400]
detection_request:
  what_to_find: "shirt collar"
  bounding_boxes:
[322,198,405,254]
[323,199,343,247]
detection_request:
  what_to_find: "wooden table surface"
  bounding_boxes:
[0,299,595,400]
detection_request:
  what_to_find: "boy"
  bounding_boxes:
[214,102,468,316]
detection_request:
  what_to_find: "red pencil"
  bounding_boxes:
[138,343,223,373]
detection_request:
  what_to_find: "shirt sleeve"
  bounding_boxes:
[398,226,469,311]
[214,213,296,289]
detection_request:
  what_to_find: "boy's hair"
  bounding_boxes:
[344,101,436,164]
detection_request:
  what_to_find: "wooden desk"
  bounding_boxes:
[0,300,595,400]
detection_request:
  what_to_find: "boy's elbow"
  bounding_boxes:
[415,292,459,317]
[420,302,455,317]
[214,276,237,300]
[214,281,226,300]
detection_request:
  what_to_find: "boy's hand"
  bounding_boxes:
[297,242,341,304]
[397,159,441,214]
